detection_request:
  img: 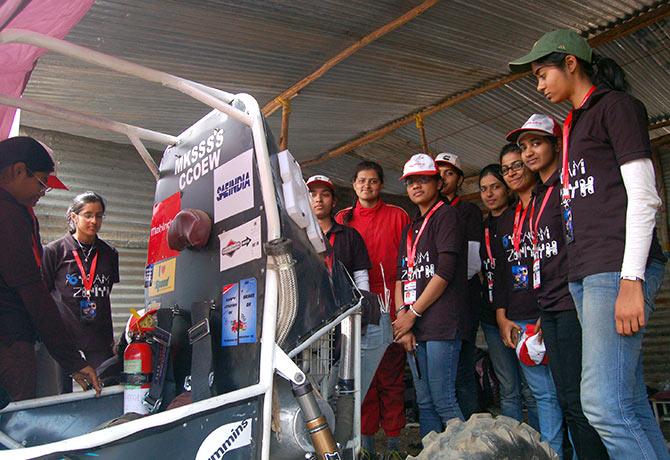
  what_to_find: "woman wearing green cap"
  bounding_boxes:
[510,29,668,460]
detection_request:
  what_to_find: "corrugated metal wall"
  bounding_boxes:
[23,126,157,338]
[645,138,670,389]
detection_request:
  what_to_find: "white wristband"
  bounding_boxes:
[409,305,422,318]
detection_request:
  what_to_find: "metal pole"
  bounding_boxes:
[278,97,291,151]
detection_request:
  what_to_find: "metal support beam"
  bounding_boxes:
[304,2,670,167]
[261,0,439,117]
[415,114,429,155]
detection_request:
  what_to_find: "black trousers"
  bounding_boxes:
[541,308,609,460]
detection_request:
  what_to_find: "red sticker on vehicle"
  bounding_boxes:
[147,192,181,265]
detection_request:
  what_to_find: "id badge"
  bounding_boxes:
[486,274,494,303]
[511,264,529,291]
[403,280,417,304]
[532,258,541,290]
[562,203,574,244]
[80,299,97,321]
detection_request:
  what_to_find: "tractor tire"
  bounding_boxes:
[407,413,559,460]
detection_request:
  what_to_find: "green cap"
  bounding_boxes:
[509,29,592,72]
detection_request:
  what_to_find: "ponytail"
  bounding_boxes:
[584,53,629,92]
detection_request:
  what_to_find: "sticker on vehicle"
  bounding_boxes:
[195,418,252,460]
[218,217,261,271]
[147,192,181,265]
[148,257,176,297]
[214,148,254,223]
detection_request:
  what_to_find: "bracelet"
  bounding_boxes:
[409,305,422,318]
[396,305,409,315]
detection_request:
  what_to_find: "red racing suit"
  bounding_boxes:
[336,199,409,437]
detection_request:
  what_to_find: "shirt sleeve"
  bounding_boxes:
[41,240,60,292]
[112,246,120,284]
[349,228,372,271]
[0,217,86,374]
[605,95,653,166]
[620,158,661,279]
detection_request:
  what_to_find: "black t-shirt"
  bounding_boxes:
[493,206,540,321]
[42,234,120,352]
[451,197,484,341]
[326,222,371,275]
[397,201,467,341]
[565,86,664,281]
[480,214,500,326]
[531,172,575,313]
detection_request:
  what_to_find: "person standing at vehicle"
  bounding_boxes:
[0,136,100,401]
[510,29,668,460]
[42,191,119,392]
[478,159,539,431]
[507,113,608,459]
[393,153,467,438]
[494,146,564,457]
[307,175,377,394]
[434,152,483,420]
[336,161,409,458]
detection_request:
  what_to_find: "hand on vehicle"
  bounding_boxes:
[615,279,645,336]
[72,365,102,396]
[392,309,415,341]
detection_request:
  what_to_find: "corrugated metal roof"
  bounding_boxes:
[13,0,670,188]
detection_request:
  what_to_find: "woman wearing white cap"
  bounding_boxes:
[434,152,483,420]
[392,153,468,438]
[511,29,667,459]
[507,114,607,459]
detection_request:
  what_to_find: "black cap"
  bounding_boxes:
[0,136,67,189]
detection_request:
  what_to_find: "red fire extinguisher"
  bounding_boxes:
[123,332,153,414]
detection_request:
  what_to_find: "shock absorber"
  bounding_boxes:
[292,381,341,460]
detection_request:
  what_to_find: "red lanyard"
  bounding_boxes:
[512,201,530,258]
[450,196,460,207]
[406,200,444,272]
[484,227,494,269]
[28,208,41,268]
[73,250,99,297]
[529,186,554,251]
[562,85,596,201]
[324,233,336,273]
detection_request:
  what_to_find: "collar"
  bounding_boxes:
[356,199,384,216]
[0,186,21,207]
[535,169,559,195]
[577,85,612,111]
[412,197,443,223]
[325,221,345,236]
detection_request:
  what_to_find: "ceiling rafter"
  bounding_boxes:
[303,1,670,167]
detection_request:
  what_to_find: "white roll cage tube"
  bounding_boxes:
[0,29,321,460]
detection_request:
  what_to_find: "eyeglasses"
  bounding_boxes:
[26,168,52,193]
[501,160,525,176]
[404,175,434,187]
[355,178,381,186]
[78,212,105,221]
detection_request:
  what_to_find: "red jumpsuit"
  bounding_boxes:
[336,200,410,437]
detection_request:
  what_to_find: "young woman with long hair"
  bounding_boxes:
[511,29,667,459]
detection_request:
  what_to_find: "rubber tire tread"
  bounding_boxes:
[407,413,559,460]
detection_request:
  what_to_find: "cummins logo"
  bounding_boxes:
[195,418,252,460]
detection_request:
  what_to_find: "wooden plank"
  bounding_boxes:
[261,0,439,117]
[303,3,670,167]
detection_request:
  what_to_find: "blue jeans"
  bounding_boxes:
[516,319,565,458]
[360,312,392,398]
[569,260,669,460]
[481,322,539,431]
[408,340,463,438]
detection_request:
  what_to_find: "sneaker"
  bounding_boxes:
[359,448,378,460]
[383,450,406,460]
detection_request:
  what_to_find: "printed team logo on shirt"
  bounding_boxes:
[502,227,558,263]
[65,273,112,298]
[560,158,596,199]
[399,251,435,280]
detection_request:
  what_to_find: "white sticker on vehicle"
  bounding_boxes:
[218,217,262,271]
[214,148,254,223]
[195,418,252,460]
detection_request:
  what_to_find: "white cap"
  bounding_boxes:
[306,174,334,190]
[506,113,562,143]
[400,153,439,180]
[434,152,463,175]
[516,324,548,366]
